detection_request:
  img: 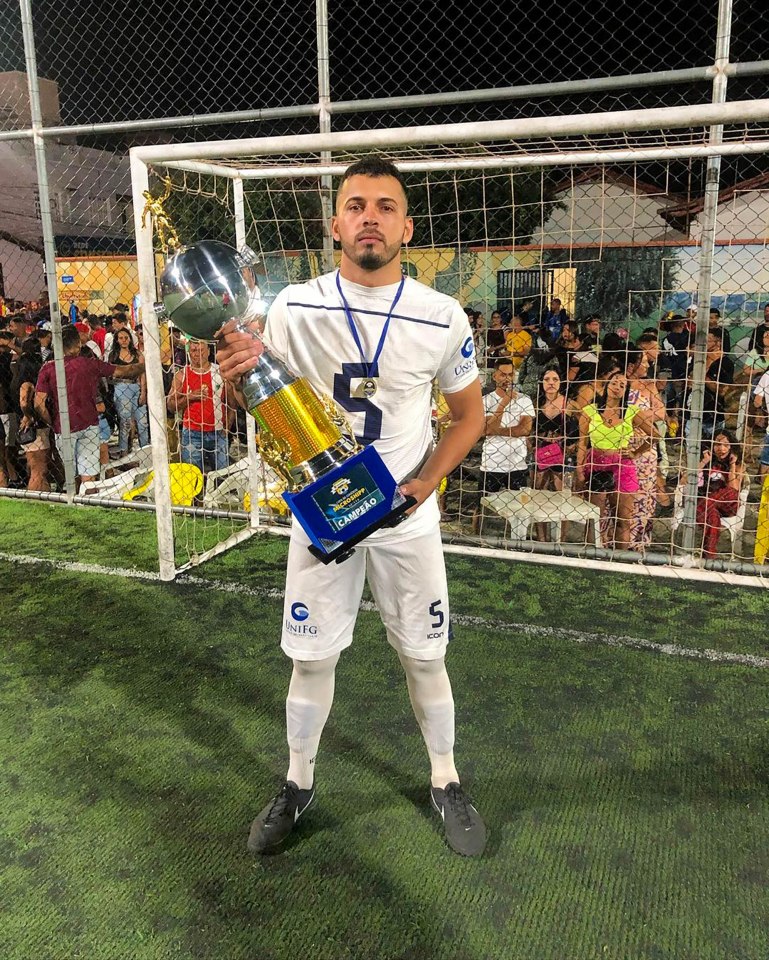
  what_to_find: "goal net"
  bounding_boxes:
[128,101,769,581]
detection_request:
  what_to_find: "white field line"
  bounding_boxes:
[2,551,768,669]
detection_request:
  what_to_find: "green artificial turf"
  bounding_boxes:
[2,499,769,959]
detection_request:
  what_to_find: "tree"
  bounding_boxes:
[547,245,681,326]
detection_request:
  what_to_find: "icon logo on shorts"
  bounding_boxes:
[461,336,474,358]
[330,477,351,496]
[291,602,310,622]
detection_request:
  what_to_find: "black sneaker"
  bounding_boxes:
[247,780,315,854]
[430,781,487,857]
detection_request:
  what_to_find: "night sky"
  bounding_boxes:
[9,0,767,132]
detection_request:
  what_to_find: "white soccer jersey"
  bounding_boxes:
[263,269,479,539]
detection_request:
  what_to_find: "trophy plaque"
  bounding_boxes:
[157,240,415,563]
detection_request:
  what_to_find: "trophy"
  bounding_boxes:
[157,240,415,563]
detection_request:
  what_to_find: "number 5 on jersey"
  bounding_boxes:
[333,362,382,444]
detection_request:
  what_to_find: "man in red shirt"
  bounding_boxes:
[34,325,143,485]
[166,338,234,473]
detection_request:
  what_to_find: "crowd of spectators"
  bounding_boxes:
[455,299,769,559]
[3,292,769,561]
[0,299,240,496]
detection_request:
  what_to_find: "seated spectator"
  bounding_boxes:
[167,338,235,474]
[600,326,631,367]
[517,328,556,402]
[472,358,534,533]
[34,324,144,486]
[554,322,592,389]
[517,298,538,334]
[569,353,622,414]
[748,303,769,352]
[14,337,49,491]
[738,328,769,434]
[575,371,655,550]
[580,314,601,351]
[708,307,731,354]
[484,311,508,369]
[532,366,579,541]
[694,429,744,558]
[740,328,769,384]
[504,315,532,379]
[660,314,692,429]
[636,331,661,381]
[685,328,734,439]
[108,328,149,455]
[540,297,569,341]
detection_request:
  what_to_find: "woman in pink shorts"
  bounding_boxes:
[576,371,657,549]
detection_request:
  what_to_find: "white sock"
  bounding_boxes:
[285,653,339,790]
[398,653,459,789]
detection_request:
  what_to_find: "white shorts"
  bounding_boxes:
[281,520,451,662]
[58,425,101,478]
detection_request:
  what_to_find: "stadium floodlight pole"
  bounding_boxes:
[316,0,335,273]
[680,0,734,557]
[233,176,262,533]
[19,0,76,500]
[129,154,177,582]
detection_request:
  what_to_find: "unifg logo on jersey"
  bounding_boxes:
[286,601,318,635]
[455,335,476,376]
[330,477,352,496]
[291,602,310,621]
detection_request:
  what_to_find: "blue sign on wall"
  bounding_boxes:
[61,275,74,284]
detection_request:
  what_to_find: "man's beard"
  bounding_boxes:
[343,237,402,272]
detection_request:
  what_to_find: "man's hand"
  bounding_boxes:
[398,477,436,514]
[20,414,34,431]
[215,319,264,384]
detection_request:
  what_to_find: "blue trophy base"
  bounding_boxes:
[282,445,417,564]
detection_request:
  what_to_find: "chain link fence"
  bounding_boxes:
[1,0,769,579]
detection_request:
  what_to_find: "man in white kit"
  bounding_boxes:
[216,157,487,856]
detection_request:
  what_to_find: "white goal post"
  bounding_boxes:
[129,98,769,582]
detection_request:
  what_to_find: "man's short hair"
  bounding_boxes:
[62,325,81,350]
[710,307,721,318]
[337,156,409,209]
[707,327,724,343]
[494,358,514,370]
[113,311,128,325]
[637,332,659,345]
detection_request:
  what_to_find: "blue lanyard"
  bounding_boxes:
[335,270,405,379]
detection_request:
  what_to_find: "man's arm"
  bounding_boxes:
[400,379,484,510]
[111,361,144,381]
[484,414,532,438]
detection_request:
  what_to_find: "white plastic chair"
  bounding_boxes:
[735,390,749,443]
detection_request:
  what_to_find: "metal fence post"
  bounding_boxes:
[19,0,76,499]
[316,0,335,274]
[680,0,734,557]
